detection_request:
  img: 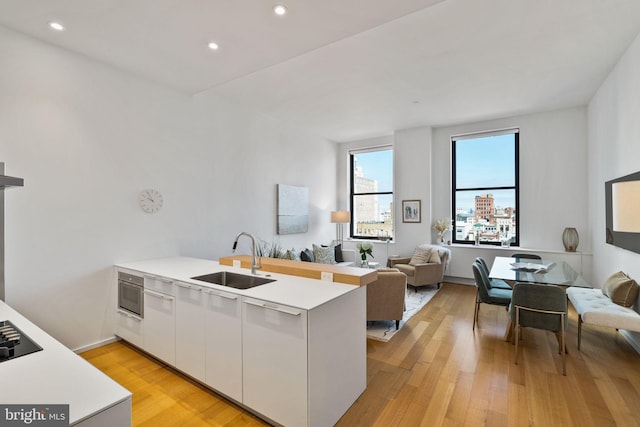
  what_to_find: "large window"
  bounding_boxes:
[350,147,393,239]
[451,130,519,245]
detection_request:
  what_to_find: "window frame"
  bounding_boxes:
[349,146,394,240]
[451,129,520,246]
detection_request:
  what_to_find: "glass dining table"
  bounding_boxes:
[489,256,591,288]
[489,256,591,342]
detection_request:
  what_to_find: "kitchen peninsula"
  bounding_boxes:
[115,256,366,427]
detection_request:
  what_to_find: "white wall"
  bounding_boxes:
[337,109,591,282]
[431,107,591,282]
[588,31,640,350]
[0,26,337,351]
[336,127,433,263]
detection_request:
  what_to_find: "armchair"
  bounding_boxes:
[366,268,407,330]
[389,244,450,290]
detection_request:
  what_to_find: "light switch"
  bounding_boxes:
[321,272,333,282]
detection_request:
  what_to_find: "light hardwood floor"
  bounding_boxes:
[82,283,640,426]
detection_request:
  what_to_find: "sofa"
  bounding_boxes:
[298,243,356,267]
[366,268,407,329]
[389,244,450,289]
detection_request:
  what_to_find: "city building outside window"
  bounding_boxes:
[451,129,519,246]
[350,147,393,240]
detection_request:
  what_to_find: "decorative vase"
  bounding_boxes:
[562,227,579,252]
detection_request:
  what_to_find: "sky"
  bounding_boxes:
[455,134,516,211]
[353,149,393,193]
[353,134,516,214]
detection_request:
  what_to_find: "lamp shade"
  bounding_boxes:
[331,211,350,223]
[612,181,640,232]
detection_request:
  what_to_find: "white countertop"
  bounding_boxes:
[0,301,131,424]
[116,256,359,311]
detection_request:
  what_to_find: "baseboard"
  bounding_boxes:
[73,336,120,354]
[620,330,640,355]
[445,276,475,286]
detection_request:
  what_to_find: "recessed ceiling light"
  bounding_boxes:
[273,5,287,16]
[208,41,219,51]
[48,21,64,31]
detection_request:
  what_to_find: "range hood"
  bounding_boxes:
[0,174,24,189]
[0,162,24,189]
[1,162,23,301]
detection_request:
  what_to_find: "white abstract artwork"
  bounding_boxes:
[277,184,309,234]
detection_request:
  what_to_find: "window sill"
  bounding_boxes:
[445,243,591,256]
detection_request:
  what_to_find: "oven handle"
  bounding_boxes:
[117,309,143,320]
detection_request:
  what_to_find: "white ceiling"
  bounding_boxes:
[1,0,640,142]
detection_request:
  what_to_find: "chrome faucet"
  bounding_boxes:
[232,232,261,275]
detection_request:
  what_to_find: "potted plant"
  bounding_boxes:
[356,242,374,267]
[433,218,452,244]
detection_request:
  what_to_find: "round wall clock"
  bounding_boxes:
[138,189,163,213]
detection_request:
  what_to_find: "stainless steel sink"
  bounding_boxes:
[190,271,275,289]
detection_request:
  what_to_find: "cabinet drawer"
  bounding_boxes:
[143,275,174,295]
[116,310,143,347]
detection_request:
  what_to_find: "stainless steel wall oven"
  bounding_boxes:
[118,272,144,318]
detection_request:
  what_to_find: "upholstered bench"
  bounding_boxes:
[567,284,640,350]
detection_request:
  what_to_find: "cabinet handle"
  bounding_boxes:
[144,289,174,301]
[204,289,238,300]
[143,274,173,284]
[175,282,202,291]
[244,300,301,316]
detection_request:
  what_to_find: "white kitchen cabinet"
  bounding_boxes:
[175,281,205,382]
[116,310,143,348]
[242,297,308,427]
[243,286,367,427]
[143,276,175,365]
[115,258,367,427]
[203,288,242,402]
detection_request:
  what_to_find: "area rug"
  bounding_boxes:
[366,286,440,342]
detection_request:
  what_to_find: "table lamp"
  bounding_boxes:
[330,211,350,245]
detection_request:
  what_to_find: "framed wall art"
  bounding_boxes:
[402,200,421,223]
[277,184,309,234]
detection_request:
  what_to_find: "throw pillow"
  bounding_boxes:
[602,271,639,307]
[283,249,299,261]
[409,247,432,265]
[428,249,442,264]
[313,244,336,264]
[300,248,315,262]
[334,243,344,263]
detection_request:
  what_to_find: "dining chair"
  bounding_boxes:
[511,253,542,260]
[510,282,568,375]
[471,262,513,330]
[475,257,512,289]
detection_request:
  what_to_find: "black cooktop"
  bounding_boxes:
[0,320,43,363]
